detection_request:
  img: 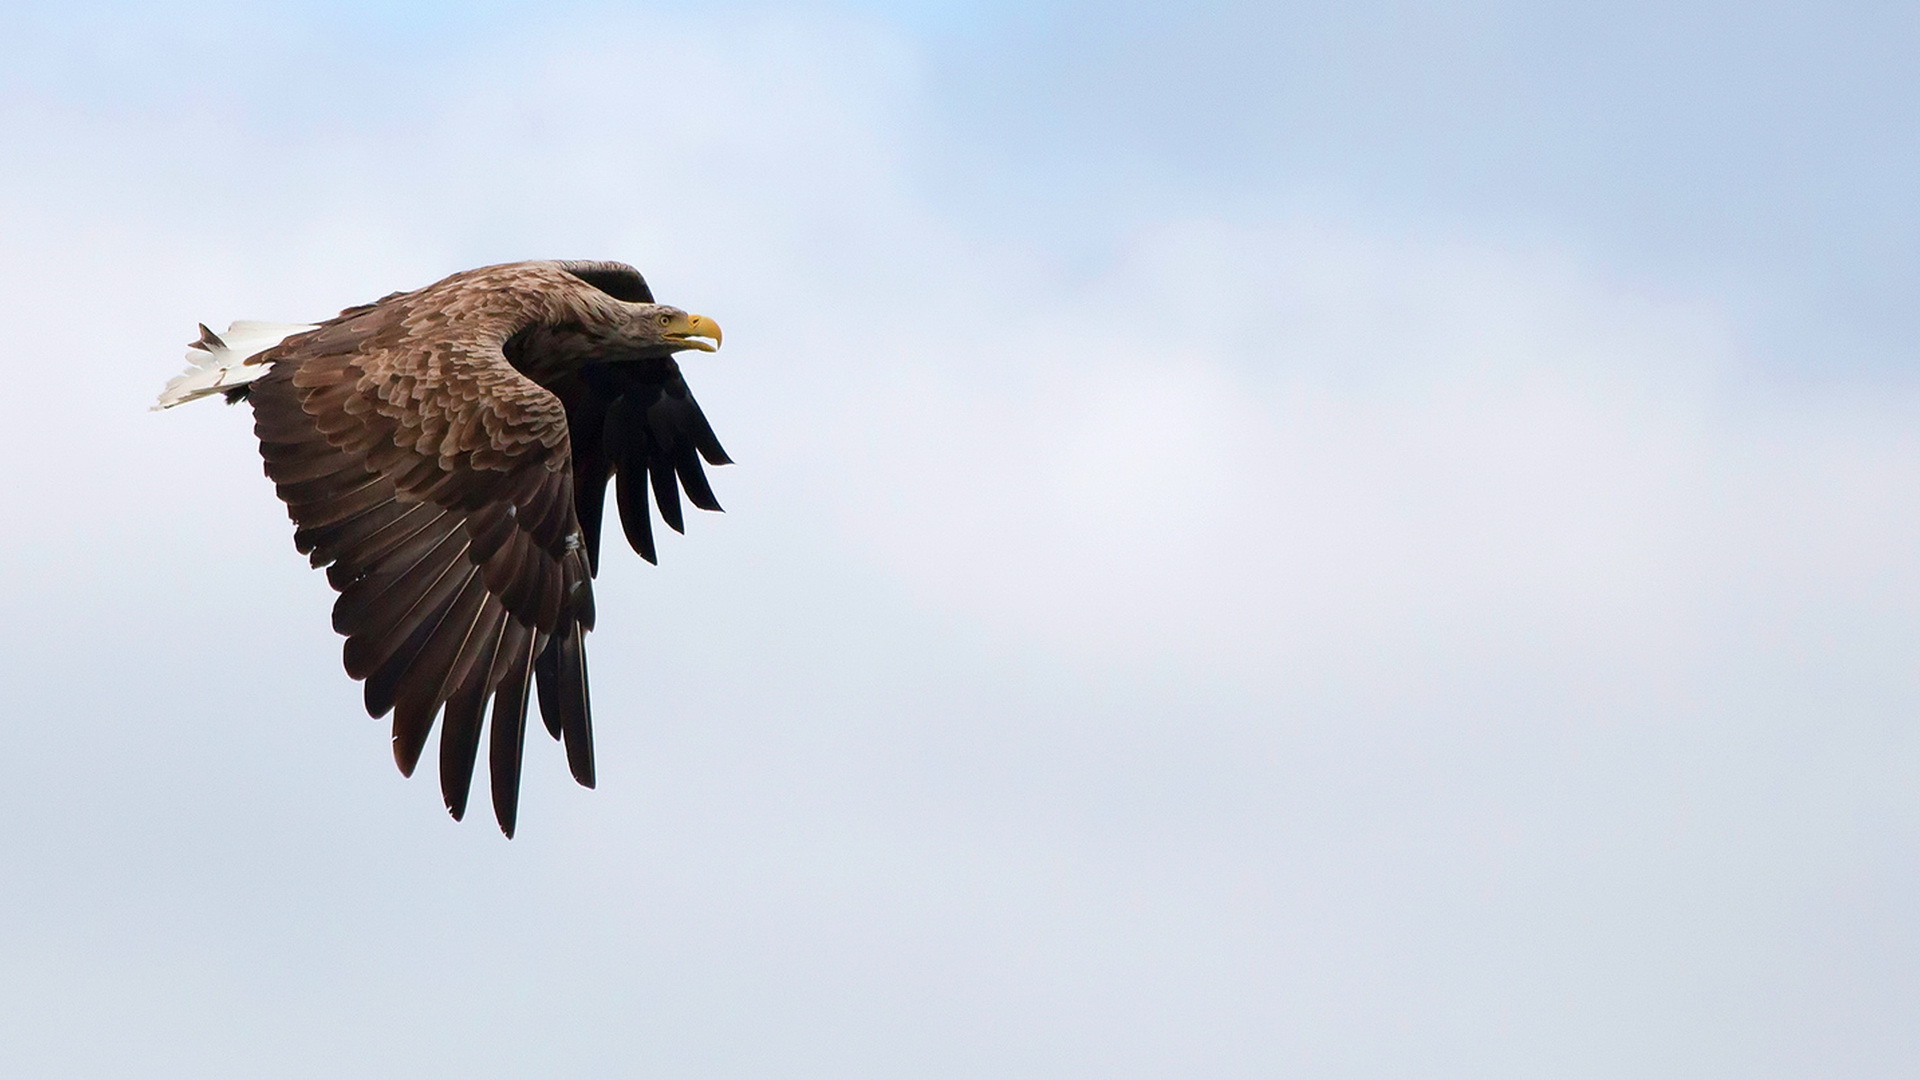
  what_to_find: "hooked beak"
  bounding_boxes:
[667,313,723,353]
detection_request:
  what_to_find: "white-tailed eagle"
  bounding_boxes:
[157,260,729,836]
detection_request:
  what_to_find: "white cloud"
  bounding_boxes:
[819,220,1747,679]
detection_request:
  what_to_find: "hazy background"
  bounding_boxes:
[1,1,1916,1076]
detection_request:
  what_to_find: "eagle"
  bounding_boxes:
[156,260,729,837]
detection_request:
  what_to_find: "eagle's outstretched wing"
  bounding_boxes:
[249,288,597,838]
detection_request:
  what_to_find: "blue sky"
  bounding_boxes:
[0,2,1916,1077]
[9,0,1916,357]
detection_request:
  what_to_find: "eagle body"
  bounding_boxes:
[160,260,729,836]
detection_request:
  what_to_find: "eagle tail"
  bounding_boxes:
[152,320,318,410]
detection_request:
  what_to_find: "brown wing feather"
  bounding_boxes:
[249,279,597,836]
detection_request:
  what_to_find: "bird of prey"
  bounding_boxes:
[156,260,729,836]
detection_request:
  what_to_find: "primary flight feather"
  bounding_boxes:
[158,260,730,836]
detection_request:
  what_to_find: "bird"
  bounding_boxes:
[156,260,730,837]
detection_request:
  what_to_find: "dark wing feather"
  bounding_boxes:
[250,296,596,836]
[533,623,595,787]
[558,359,730,569]
[556,260,654,303]
[487,625,539,837]
[611,436,657,565]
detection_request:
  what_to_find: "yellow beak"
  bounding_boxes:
[671,313,723,352]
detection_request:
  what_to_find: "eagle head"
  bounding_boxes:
[630,305,723,354]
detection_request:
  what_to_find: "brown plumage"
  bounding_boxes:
[234,259,729,836]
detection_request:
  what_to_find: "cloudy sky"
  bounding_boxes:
[1,1,1916,1076]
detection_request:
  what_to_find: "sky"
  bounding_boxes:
[0,1,1917,1076]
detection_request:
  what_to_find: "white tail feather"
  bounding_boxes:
[153,320,318,410]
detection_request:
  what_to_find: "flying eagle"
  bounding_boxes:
[157,260,729,836]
